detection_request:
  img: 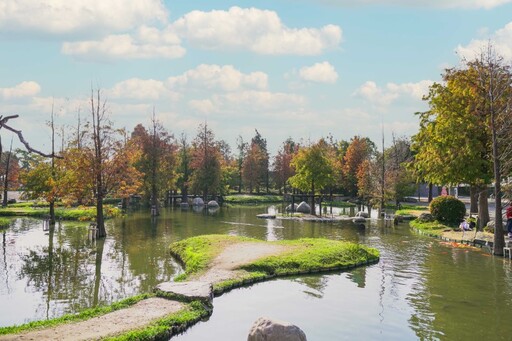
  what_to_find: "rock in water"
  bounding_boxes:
[296,201,311,214]
[355,211,369,218]
[192,197,204,206]
[248,317,307,341]
[285,203,298,212]
[207,200,219,207]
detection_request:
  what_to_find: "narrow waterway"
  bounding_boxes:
[1,206,511,340]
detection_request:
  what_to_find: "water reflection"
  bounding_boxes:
[1,207,512,340]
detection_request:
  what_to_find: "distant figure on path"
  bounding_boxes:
[506,206,512,238]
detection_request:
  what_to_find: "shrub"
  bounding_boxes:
[429,195,466,225]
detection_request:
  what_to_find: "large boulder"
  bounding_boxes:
[207,200,219,208]
[192,197,204,206]
[296,201,311,214]
[355,211,369,218]
[285,203,299,212]
[248,317,307,341]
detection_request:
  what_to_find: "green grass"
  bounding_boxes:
[170,235,253,279]
[0,294,153,336]
[224,194,283,204]
[242,238,379,275]
[0,217,11,228]
[322,201,356,208]
[104,301,210,341]
[0,205,121,221]
[170,235,379,282]
[395,205,428,217]
[409,219,453,236]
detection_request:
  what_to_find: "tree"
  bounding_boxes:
[131,112,177,215]
[176,133,192,201]
[243,130,269,193]
[289,139,334,215]
[342,136,373,197]
[87,89,141,238]
[272,138,298,194]
[189,123,222,199]
[235,135,247,193]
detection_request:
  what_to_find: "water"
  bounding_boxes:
[1,205,511,340]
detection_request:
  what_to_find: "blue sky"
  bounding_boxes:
[1,0,511,155]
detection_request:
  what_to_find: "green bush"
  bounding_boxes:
[429,195,466,225]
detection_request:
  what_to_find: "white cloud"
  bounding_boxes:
[167,64,268,92]
[299,61,338,83]
[0,0,167,37]
[172,6,342,55]
[108,78,180,101]
[313,0,511,9]
[456,22,512,60]
[188,99,216,113]
[354,80,433,106]
[62,26,185,61]
[0,81,41,100]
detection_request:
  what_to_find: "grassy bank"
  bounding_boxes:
[224,194,283,204]
[409,219,452,236]
[0,205,121,221]
[169,235,380,282]
[395,204,429,218]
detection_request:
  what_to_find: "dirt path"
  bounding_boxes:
[1,242,287,341]
[0,298,184,341]
[197,242,287,284]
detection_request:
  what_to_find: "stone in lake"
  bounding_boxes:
[418,212,434,222]
[296,201,311,214]
[247,317,307,341]
[285,203,298,212]
[207,200,219,208]
[355,211,369,218]
[192,197,204,206]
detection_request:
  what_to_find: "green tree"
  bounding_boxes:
[190,123,222,199]
[289,139,334,215]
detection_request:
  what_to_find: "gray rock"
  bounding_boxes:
[418,213,434,222]
[155,281,213,303]
[248,317,307,341]
[355,211,369,218]
[296,201,311,214]
[285,203,298,212]
[192,197,204,206]
[352,216,366,223]
[207,200,219,208]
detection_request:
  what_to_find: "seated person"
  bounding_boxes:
[459,220,472,231]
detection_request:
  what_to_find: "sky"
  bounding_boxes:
[1,0,512,156]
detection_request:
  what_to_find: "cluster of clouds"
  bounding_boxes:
[313,0,512,9]
[1,3,342,60]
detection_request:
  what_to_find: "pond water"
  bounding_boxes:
[1,206,511,340]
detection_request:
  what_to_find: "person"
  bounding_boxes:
[506,206,512,238]
[459,219,472,231]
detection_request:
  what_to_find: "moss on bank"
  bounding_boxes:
[170,235,380,283]
[0,294,153,336]
[0,205,121,221]
[409,219,454,237]
[224,194,283,204]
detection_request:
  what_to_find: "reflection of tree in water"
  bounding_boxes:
[19,224,93,318]
[346,266,367,288]
[293,274,329,298]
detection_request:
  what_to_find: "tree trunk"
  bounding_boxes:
[469,185,479,214]
[428,183,433,203]
[311,180,316,216]
[49,201,55,225]
[477,187,490,229]
[96,193,106,238]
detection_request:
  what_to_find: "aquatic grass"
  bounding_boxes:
[0,294,153,336]
[104,301,210,341]
[224,194,283,204]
